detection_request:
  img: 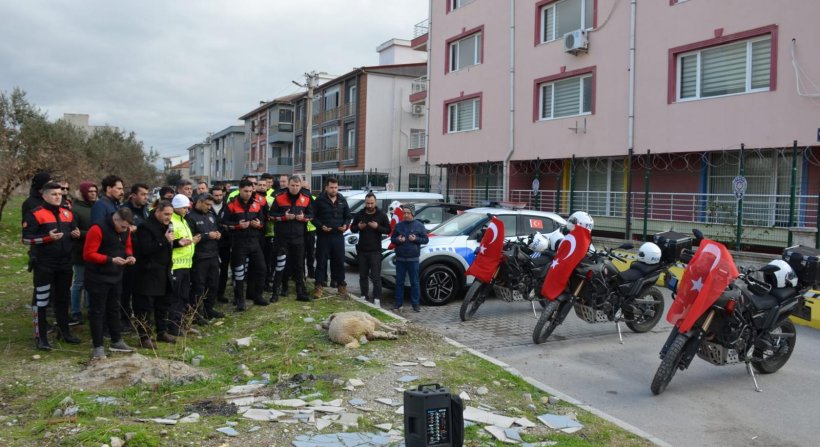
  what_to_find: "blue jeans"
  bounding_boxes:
[394,259,420,309]
[70,264,86,316]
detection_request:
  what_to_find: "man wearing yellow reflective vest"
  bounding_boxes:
[169,194,200,335]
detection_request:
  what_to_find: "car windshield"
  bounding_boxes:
[415,206,443,224]
[348,199,364,213]
[430,212,488,236]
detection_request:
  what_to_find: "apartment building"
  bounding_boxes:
[187,141,210,184]
[209,125,245,182]
[238,94,297,177]
[422,0,820,246]
[292,41,428,191]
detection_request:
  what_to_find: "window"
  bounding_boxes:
[540,0,594,44]
[522,215,559,234]
[447,97,481,133]
[450,0,475,11]
[322,126,338,149]
[279,108,293,123]
[324,87,339,110]
[410,129,426,149]
[408,174,430,193]
[346,84,357,104]
[677,36,771,101]
[449,31,482,72]
[345,124,356,148]
[311,128,320,150]
[572,158,625,217]
[539,74,592,120]
[495,215,518,237]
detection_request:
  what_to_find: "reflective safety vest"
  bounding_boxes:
[265,188,276,237]
[171,212,195,270]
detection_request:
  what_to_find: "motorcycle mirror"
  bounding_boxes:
[619,243,634,250]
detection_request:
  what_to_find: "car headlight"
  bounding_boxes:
[347,235,358,245]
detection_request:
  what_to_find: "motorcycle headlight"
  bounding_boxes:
[347,235,358,245]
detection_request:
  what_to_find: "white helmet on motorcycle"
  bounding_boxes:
[767,259,798,288]
[547,230,564,251]
[529,232,551,253]
[388,200,402,215]
[566,211,594,232]
[637,242,662,265]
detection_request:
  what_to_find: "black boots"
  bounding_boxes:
[234,281,247,311]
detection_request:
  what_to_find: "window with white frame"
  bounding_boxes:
[322,126,338,149]
[539,74,592,120]
[540,0,594,43]
[677,36,771,101]
[449,32,481,71]
[345,124,356,148]
[311,128,320,149]
[447,98,480,133]
[410,129,426,149]
[347,84,357,104]
[450,0,475,11]
[324,87,339,110]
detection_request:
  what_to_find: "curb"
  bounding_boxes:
[353,295,672,447]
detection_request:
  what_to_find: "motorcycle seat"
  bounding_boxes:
[619,261,662,282]
[750,286,797,310]
[531,255,553,267]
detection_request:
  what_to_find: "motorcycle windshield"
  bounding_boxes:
[667,239,739,333]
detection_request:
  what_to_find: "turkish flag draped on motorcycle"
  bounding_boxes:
[466,216,505,283]
[386,206,404,250]
[540,225,592,299]
[667,239,739,333]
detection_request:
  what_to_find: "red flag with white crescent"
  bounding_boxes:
[386,206,404,250]
[540,225,592,300]
[667,239,738,333]
[466,217,505,283]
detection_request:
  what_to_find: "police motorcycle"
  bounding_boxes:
[532,212,683,345]
[651,230,815,395]
[459,229,562,322]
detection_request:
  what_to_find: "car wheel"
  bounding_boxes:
[421,264,461,306]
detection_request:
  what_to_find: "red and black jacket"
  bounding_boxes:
[224,195,266,239]
[22,203,77,270]
[83,217,133,284]
[269,190,313,238]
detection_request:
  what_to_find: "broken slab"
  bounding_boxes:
[235,336,253,347]
[421,361,436,368]
[178,413,200,423]
[485,425,518,444]
[273,399,307,408]
[396,375,418,383]
[374,423,393,431]
[334,413,360,429]
[226,383,265,395]
[242,409,286,422]
[347,378,364,387]
[315,419,332,430]
[463,406,517,428]
[459,391,472,401]
[216,427,239,437]
[537,413,584,433]
[311,406,345,414]
[514,417,537,428]
[393,361,418,367]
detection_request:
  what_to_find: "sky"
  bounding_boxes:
[0,0,428,159]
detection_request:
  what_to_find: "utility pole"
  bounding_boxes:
[295,71,323,192]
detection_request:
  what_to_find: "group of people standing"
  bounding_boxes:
[20,170,372,359]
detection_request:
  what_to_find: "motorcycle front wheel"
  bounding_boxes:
[460,282,491,321]
[532,300,561,344]
[651,333,688,395]
[752,319,797,374]
[625,287,665,333]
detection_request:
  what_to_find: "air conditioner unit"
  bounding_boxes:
[563,29,588,55]
[411,104,424,116]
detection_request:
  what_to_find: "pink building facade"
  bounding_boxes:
[423,0,820,244]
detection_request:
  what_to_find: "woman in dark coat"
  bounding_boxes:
[133,201,176,348]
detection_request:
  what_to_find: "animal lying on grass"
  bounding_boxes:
[321,311,405,348]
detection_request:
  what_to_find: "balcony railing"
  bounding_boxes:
[268,156,293,168]
[313,148,339,163]
[275,123,293,132]
[341,146,356,161]
[342,102,356,118]
[413,19,429,38]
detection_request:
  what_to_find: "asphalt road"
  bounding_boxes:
[341,265,819,446]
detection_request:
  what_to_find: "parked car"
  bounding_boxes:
[380,207,567,306]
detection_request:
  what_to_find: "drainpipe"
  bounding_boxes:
[627,0,637,238]
[424,0,433,171]
[503,0,516,201]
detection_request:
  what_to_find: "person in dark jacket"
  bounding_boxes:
[210,185,231,303]
[83,207,136,359]
[133,201,176,348]
[120,182,150,332]
[90,175,124,225]
[22,182,82,350]
[269,175,313,302]
[22,172,52,219]
[223,180,267,310]
[390,205,429,312]
[351,193,390,303]
[186,193,224,319]
[312,177,351,298]
[69,181,98,325]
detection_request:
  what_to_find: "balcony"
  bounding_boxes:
[408,131,426,158]
[267,156,294,174]
[341,146,356,163]
[313,148,339,164]
[342,102,357,118]
[409,76,427,104]
[268,122,294,144]
[411,19,429,51]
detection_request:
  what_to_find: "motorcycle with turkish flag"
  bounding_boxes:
[459,216,556,321]
[651,229,813,395]
[532,212,677,344]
